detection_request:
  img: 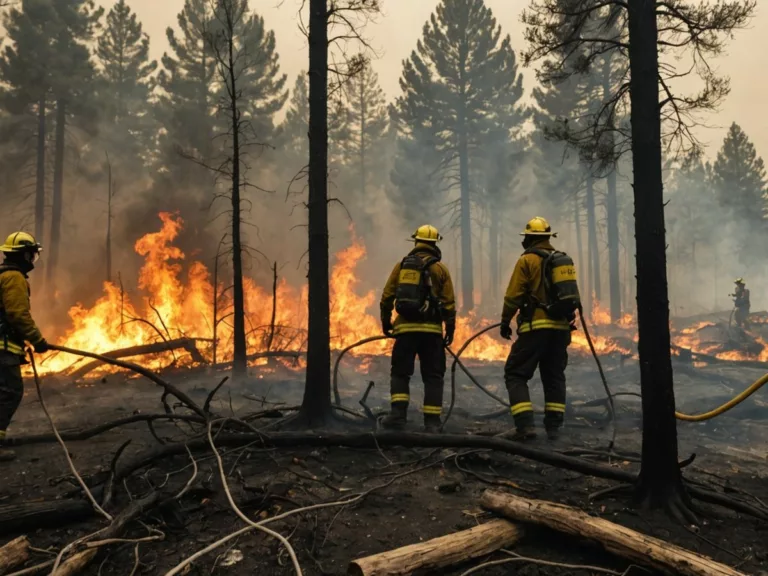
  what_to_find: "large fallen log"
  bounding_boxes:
[0,500,93,536]
[481,490,746,576]
[0,536,30,573]
[68,338,208,380]
[347,519,522,576]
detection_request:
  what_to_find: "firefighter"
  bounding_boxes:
[0,232,49,461]
[732,278,751,329]
[499,217,576,441]
[379,225,456,433]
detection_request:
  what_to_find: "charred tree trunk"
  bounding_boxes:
[489,207,500,302]
[585,173,600,305]
[627,0,687,514]
[458,107,474,311]
[226,14,247,380]
[299,0,333,426]
[46,98,66,292]
[34,97,46,245]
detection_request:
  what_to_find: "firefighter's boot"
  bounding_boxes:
[423,414,442,434]
[380,403,408,430]
[497,426,537,442]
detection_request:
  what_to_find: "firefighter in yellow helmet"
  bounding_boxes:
[499,217,578,441]
[379,225,456,433]
[0,232,49,461]
[732,278,751,329]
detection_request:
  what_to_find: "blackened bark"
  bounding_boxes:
[298,0,332,426]
[573,189,586,314]
[227,14,247,380]
[627,0,685,508]
[46,99,66,292]
[34,98,46,244]
[458,118,474,311]
[585,174,600,304]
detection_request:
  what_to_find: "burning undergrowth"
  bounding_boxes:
[33,213,768,378]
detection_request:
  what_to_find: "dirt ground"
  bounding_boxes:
[1,350,768,575]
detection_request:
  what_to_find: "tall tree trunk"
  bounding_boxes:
[627,0,687,511]
[490,207,500,303]
[34,98,46,245]
[603,57,621,323]
[458,119,474,311]
[606,169,621,321]
[105,153,112,284]
[585,174,600,306]
[359,70,366,204]
[298,0,332,426]
[573,189,584,283]
[228,18,247,380]
[46,99,66,292]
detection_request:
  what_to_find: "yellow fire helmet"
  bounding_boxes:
[520,216,557,237]
[411,224,442,243]
[0,231,42,254]
[735,277,745,285]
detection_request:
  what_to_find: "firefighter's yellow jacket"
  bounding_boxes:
[380,243,456,336]
[502,240,571,334]
[0,267,44,356]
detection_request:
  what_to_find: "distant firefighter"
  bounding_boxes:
[732,278,751,329]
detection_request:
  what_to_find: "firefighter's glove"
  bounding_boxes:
[34,339,50,354]
[443,322,455,347]
[381,315,394,337]
[500,323,513,340]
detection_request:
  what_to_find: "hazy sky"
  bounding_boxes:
[115,0,766,160]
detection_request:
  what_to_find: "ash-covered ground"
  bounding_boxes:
[1,341,767,575]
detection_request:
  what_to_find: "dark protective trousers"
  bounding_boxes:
[0,352,23,442]
[504,329,571,431]
[390,332,445,417]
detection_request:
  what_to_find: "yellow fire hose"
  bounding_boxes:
[675,372,768,421]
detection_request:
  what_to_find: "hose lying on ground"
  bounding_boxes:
[675,372,768,421]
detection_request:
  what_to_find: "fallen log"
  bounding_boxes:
[0,536,29,574]
[347,519,522,576]
[0,500,93,536]
[480,490,746,576]
[7,414,204,446]
[68,338,208,380]
[52,550,97,576]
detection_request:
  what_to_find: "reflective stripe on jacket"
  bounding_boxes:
[0,268,44,356]
[501,240,571,334]
[380,243,456,336]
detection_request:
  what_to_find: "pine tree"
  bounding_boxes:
[155,0,217,186]
[96,0,158,163]
[338,62,387,227]
[394,0,525,311]
[712,123,767,228]
[234,11,287,141]
[46,0,103,291]
[0,0,62,243]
